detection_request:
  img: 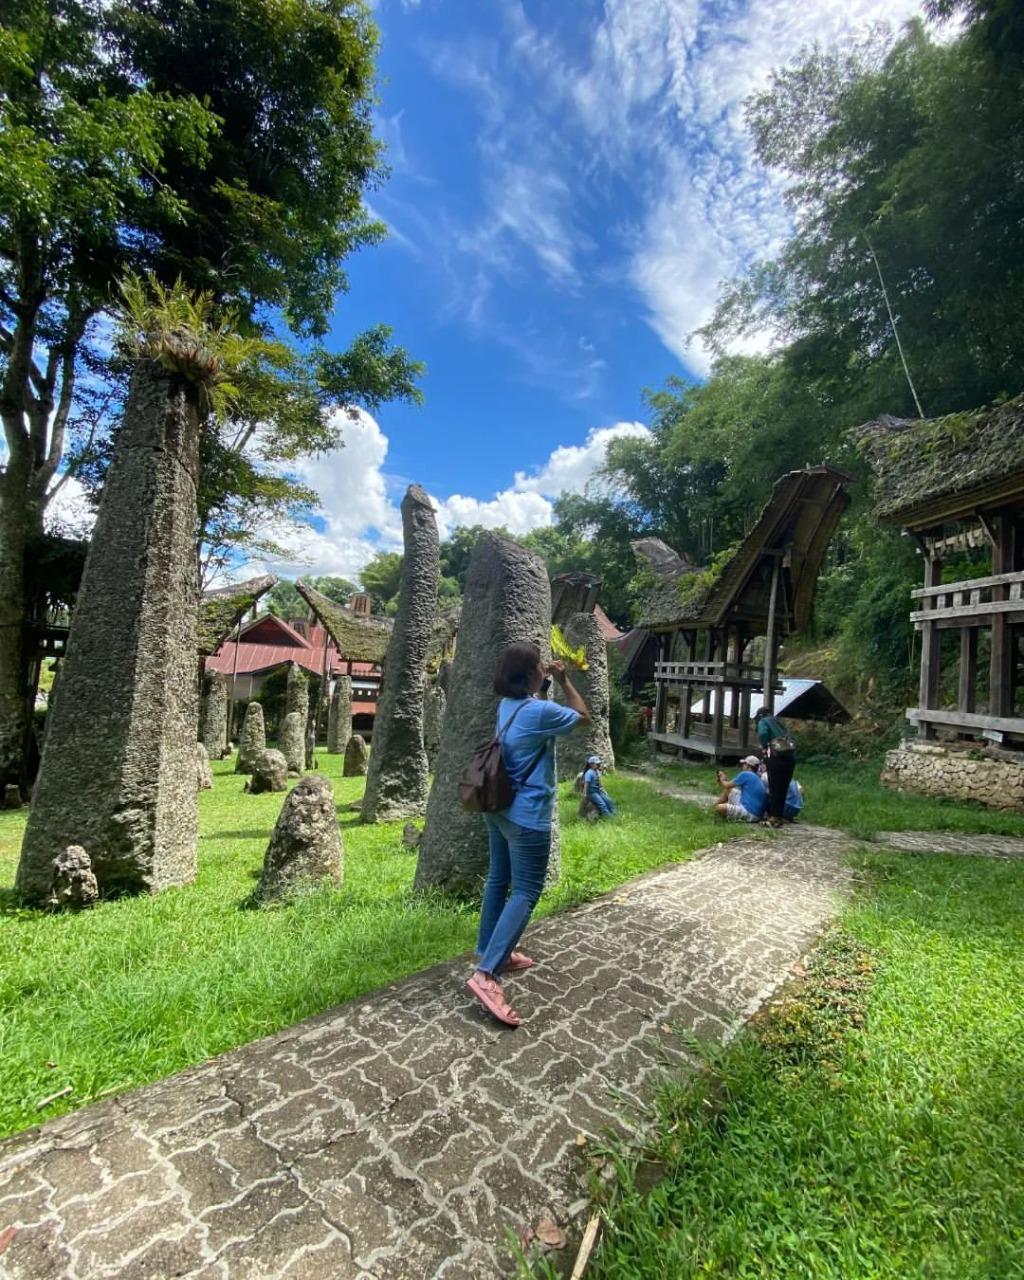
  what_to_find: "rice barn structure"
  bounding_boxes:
[857,398,1024,810]
[636,465,852,761]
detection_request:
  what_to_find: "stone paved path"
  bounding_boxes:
[0,829,855,1280]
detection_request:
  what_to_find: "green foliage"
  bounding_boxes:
[266,576,357,620]
[360,549,404,615]
[528,851,1024,1278]
[0,765,726,1141]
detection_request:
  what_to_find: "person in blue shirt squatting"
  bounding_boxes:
[467,642,590,1028]
[583,754,616,818]
[784,778,804,821]
[713,755,768,823]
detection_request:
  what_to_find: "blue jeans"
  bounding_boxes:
[588,789,615,818]
[477,813,551,977]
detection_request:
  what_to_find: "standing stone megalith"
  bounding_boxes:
[327,676,352,755]
[280,711,305,774]
[196,743,214,791]
[200,671,228,760]
[343,733,369,777]
[556,612,615,777]
[235,701,266,774]
[17,359,202,901]
[285,662,313,768]
[362,485,440,823]
[255,775,343,903]
[423,683,446,771]
[415,533,557,897]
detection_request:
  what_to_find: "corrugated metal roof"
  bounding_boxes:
[593,603,624,641]
[205,612,381,680]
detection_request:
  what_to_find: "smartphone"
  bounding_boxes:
[540,676,552,694]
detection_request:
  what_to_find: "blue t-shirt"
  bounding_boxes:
[729,769,768,819]
[583,767,602,796]
[498,696,581,831]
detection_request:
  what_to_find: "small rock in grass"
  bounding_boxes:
[256,775,343,903]
[246,749,288,794]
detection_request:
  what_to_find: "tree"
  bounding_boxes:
[266,575,356,620]
[0,0,420,789]
[360,550,403,615]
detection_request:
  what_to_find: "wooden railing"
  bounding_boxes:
[654,660,768,688]
[910,569,1024,624]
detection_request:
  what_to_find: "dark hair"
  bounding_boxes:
[493,641,542,699]
[753,707,767,721]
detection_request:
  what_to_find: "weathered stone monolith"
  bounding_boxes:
[556,612,614,777]
[343,733,369,777]
[44,846,99,911]
[415,533,559,896]
[200,670,228,760]
[280,711,305,774]
[196,743,214,791]
[423,683,446,771]
[361,487,439,822]
[16,359,202,902]
[246,748,288,794]
[327,676,352,755]
[255,775,343,903]
[235,701,266,774]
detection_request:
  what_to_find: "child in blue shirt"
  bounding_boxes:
[583,755,615,818]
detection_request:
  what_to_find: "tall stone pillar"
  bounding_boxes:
[556,612,614,777]
[423,683,446,771]
[415,533,556,896]
[327,675,352,755]
[362,485,439,823]
[200,670,228,760]
[17,359,202,901]
[235,701,266,774]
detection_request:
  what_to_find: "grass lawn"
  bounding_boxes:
[651,755,1024,840]
[529,850,1024,1279]
[0,755,723,1142]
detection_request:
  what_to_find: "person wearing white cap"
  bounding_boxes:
[714,756,767,823]
[583,754,616,818]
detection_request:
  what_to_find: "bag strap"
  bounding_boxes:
[497,698,531,743]
[497,698,550,788]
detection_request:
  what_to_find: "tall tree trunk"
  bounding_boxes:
[0,452,32,795]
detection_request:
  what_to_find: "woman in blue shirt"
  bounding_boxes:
[467,642,590,1027]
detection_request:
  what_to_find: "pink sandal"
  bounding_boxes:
[467,973,521,1027]
[506,951,535,972]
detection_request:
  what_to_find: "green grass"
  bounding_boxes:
[650,756,1024,840]
[0,755,723,1141]
[529,851,1024,1279]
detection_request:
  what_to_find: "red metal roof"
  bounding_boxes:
[204,612,380,681]
[593,603,625,642]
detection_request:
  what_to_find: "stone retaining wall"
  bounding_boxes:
[881,740,1024,811]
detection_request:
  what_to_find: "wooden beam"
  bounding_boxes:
[910,598,1024,623]
[907,707,1024,734]
[990,514,1014,719]
[762,555,781,714]
[958,627,977,714]
[917,557,942,738]
[911,569,1024,599]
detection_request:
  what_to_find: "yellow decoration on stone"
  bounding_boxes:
[551,625,589,671]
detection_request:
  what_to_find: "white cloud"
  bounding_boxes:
[244,413,651,579]
[567,0,926,371]
[432,420,651,539]
[44,475,97,540]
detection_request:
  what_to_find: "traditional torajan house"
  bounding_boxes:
[857,399,1024,809]
[205,593,385,739]
[636,465,852,760]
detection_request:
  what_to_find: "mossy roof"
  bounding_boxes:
[295,581,394,664]
[636,465,851,633]
[198,573,277,656]
[854,395,1024,528]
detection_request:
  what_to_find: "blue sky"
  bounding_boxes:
[48,0,928,579]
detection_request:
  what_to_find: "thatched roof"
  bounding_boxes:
[295,581,394,664]
[637,465,851,633]
[197,573,277,656]
[854,395,1024,529]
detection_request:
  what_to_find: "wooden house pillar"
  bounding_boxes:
[918,555,942,737]
[990,513,1014,719]
[762,553,782,714]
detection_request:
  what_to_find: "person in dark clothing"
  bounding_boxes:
[754,707,796,828]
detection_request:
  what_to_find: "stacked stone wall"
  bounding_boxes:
[880,740,1024,811]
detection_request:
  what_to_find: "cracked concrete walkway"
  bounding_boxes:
[1,828,859,1279]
